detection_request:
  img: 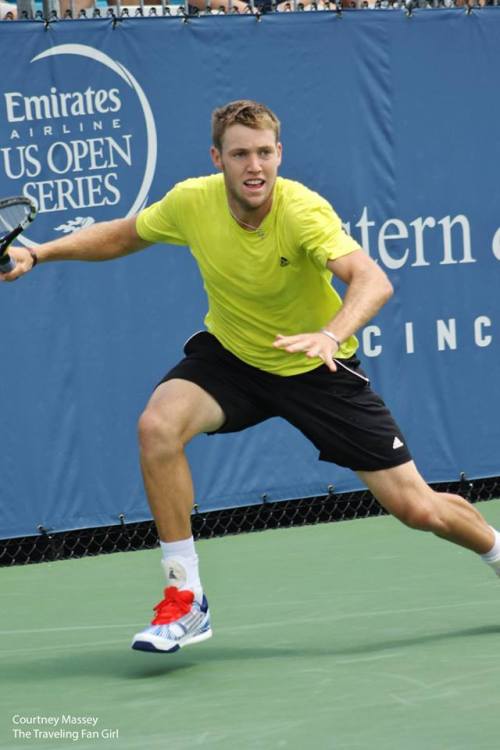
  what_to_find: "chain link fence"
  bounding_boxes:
[1,474,498,566]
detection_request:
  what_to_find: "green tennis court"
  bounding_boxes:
[2,500,500,750]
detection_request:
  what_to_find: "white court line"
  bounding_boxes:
[376,664,500,708]
[0,596,497,639]
[218,597,499,635]
[0,623,144,636]
[0,638,134,657]
[333,651,403,666]
[427,663,500,690]
[390,692,415,707]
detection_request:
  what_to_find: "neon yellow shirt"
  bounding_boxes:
[136,174,361,376]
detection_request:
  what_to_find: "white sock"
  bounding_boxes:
[480,527,500,576]
[160,537,203,597]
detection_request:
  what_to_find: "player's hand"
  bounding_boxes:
[0,247,35,283]
[273,332,339,372]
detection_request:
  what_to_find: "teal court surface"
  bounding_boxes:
[2,500,500,750]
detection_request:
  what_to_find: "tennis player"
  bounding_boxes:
[3,100,500,654]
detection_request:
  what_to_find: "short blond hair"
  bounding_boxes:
[211,100,281,152]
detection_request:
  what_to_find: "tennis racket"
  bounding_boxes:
[0,196,37,274]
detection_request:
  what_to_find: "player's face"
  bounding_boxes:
[211,125,282,216]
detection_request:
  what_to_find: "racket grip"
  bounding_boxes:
[0,254,16,274]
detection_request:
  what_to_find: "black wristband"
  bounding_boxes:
[28,248,38,269]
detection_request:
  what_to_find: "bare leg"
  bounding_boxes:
[138,379,225,542]
[357,461,494,555]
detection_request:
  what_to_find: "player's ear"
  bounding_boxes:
[210,146,223,171]
[276,142,283,166]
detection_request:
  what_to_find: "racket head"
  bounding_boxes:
[0,196,37,255]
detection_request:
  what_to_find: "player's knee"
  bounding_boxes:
[138,408,183,461]
[396,495,443,533]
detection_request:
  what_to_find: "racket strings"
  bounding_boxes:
[0,204,30,241]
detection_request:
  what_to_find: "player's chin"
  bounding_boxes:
[241,193,267,209]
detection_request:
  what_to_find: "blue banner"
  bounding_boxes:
[1,11,499,538]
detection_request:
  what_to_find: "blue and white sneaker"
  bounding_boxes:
[131,586,212,653]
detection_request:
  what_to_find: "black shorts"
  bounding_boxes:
[159,331,412,473]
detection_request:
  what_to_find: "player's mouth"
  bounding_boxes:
[243,179,266,192]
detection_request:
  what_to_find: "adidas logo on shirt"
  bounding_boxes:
[280,257,290,267]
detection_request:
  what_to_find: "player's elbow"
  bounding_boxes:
[381,276,394,303]
[370,268,393,305]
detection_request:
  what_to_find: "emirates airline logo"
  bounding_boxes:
[0,44,157,248]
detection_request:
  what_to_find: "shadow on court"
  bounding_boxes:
[3,623,500,682]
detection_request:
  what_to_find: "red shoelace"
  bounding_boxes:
[151,586,194,625]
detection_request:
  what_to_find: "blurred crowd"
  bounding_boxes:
[1,1,15,15]
[0,0,494,19]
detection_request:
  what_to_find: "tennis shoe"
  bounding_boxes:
[131,586,212,653]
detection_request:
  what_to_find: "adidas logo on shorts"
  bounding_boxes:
[393,436,404,449]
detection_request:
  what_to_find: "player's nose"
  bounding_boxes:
[246,154,262,173]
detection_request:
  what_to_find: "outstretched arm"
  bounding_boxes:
[1,216,151,283]
[273,249,393,371]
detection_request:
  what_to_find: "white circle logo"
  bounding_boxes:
[0,44,157,248]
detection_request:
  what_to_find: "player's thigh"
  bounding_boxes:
[142,378,226,444]
[356,460,435,520]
